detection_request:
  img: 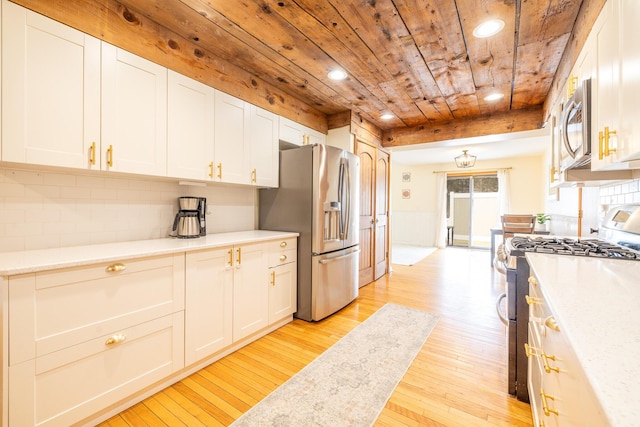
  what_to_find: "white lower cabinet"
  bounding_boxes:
[184,247,234,366]
[232,242,269,341]
[526,274,608,427]
[10,313,184,427]
[267,238,297,323]
[184,238,297,366]
[6,254,185,427]
[2,235,298,426]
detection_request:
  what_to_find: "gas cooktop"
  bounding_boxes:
[509,236,640,260]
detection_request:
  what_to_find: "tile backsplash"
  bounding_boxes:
[599,178,640,206]
[0,167,256,252]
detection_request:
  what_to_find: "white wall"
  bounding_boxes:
[0,166,256,252]
[391,154,546,246]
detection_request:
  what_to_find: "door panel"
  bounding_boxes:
[312,145,344,255]
[311,248,359,321]
[357,142,375,286]
[374,151,389,279]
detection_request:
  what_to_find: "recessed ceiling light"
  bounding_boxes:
[484,93,504,102]
[380,113,394,120]
[473,19,505,38]
[327,69,347,81]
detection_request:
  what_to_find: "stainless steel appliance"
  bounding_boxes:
[259,144,360,321]
[171,196,206,238]
[560,78,592,171]
[496,206,640,402]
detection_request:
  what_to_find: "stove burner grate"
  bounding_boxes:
[509,236,640,260]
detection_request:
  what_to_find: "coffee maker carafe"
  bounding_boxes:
[171,197,206,238]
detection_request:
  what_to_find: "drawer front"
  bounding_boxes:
[267,238,297,267]
[9,312,185,427]
[9,254,185,365]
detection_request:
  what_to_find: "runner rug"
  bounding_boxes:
[231,303,439,426]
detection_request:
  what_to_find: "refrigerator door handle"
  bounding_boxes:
[338,160,345,239]
[344,159,351,240]
[319,249,361,264]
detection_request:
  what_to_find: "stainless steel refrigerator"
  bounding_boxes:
[259,144,359,321]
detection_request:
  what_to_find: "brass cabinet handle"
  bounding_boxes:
[208,162,214,178]
[106,262,126,273]
[107,144,114,167]
[236,247,241,266]
[525,295,541,305]
[544,316,560,332]
[90,142,96,165]
[540,388,559,416]
[251,168,257,183]
[217,163,222,179]
[280,241,287,248]
[604,126,617,157]
[567,74,578,98]
[279,255,287,262]
[270,270,276,286]
[528,276,538,287]
[105,334,126,346]
[599,130,605,160]
[524,344,560,374]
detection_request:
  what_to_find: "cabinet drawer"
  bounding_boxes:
[9,254,185,365]
[267,238,297,267]
[9,312,184,427]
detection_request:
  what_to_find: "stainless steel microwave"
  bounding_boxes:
[560,78,592,170]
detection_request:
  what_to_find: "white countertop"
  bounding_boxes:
[0,230,299,276]
[525,253,640,427]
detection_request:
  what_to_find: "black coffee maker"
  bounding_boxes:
[170,197,206,238]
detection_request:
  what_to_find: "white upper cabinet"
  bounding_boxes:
[249,105,279,187]
[101,43,167,176]
[279,116,326,146]
[167,71,215,180]
[214,90,250,185]
[1,0,100,168]
[592,0,640,170]
[617,0,640,163]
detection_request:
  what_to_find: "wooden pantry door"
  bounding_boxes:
[357,141,390,287]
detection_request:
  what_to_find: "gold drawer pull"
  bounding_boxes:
[236,248,242,266]
[525,295,541,305]
[90,142,96,165]
[227,249,233,267]
[524,343,540,358]
[544,316,560,332]
[528,276,538,286]
[540,388,559,416]
[217,163,222,179]
[107,144,114,167]
[280,241,287,248]
[105,334,126,346]
[251,168,257,183]
[279,255,287,262]
[208,162,214,178]
[270,270,276,286]
[106,263,126,273]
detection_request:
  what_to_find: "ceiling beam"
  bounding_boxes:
[381,106,544,147]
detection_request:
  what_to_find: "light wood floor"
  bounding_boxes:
[99,247,532,426]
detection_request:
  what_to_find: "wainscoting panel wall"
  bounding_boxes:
[391,210,435,247]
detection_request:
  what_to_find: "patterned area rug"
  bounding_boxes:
[392,245,437,266]
[231,303,439,427]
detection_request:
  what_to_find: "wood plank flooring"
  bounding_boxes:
[99,247,532,426]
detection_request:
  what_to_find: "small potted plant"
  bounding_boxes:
[536,213,551,232]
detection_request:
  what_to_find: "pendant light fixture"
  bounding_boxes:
[455,150,476,168]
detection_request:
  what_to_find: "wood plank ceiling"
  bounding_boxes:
[17,0,591,147]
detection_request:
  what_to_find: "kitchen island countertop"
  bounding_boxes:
[526,252,640,427]
[0,230,299,276]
